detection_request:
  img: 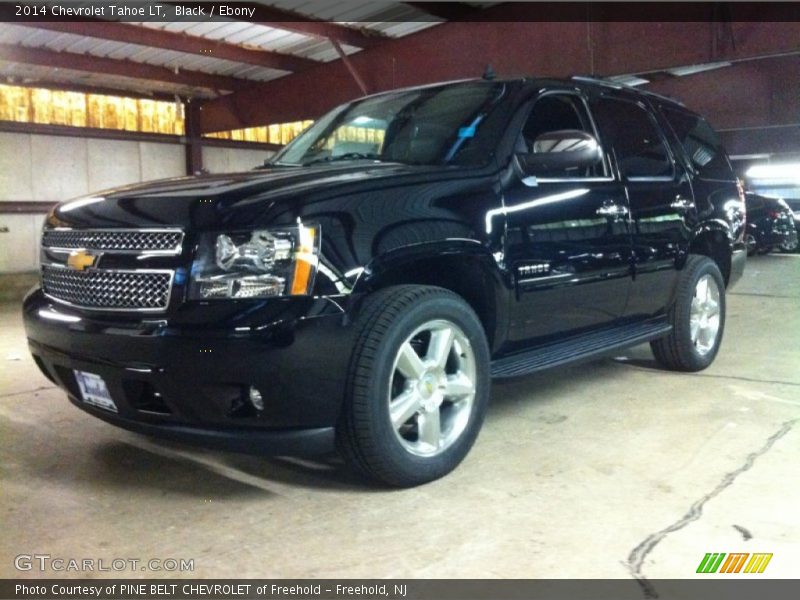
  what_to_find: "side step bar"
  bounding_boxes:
[490,319,672,378]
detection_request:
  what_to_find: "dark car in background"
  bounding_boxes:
[744,192,798,254]
[781,197,800,253]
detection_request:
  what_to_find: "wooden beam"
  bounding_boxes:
[329,39,368,95]
[15,22,318,73]
[0,201,57,214]
[200,137,283,153]
[261,21,383,49]
[184,101,203,175]
[4,79,185,102]
[0,119,185,144]
[0,44,254,93]
[0,119,284,152]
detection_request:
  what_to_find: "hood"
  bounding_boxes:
[47,162,479,230]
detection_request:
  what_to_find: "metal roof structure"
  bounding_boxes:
[0,0,493,100]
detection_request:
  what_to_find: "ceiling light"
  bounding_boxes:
[746,164,800,183]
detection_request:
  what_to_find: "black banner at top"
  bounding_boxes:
[1,1,800,23]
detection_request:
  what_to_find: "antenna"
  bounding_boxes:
[483,64,496,81]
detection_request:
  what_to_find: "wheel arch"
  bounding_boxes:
[689,220,734,286]
[352,241,510,353]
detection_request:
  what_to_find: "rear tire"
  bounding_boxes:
[337,285,490,487]
[651,255,726,372]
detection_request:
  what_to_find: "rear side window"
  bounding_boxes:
[591,97,673,179]
[661,107,733,180]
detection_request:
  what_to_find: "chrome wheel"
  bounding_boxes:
[690,274,721,356]
[780,236,799,252]
[388,319,477,457]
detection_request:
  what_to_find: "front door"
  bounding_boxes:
[503,91,633,343]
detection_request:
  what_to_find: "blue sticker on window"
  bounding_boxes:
[458,126,476,138]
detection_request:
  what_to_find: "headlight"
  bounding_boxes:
[189,224,320,299]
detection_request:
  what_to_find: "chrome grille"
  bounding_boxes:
[42,229,183,254]
[42,266,173,311]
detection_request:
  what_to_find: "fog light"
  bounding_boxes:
[197,274,285,299]
[249,387,264,411]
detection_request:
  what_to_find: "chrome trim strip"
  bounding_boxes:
[42,228,184,256]
[44,247,182,256]
[626,176,676,182]
[535,177,616,183]
[517,273,575,284]
[41,264,175,313]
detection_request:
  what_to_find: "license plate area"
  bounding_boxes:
[74,370,118,413]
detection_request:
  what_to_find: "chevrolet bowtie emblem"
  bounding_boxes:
[67,251,96,271]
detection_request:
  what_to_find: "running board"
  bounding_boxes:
[490,320,672,378]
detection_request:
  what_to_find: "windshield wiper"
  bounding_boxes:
[303,152,382,166]
[257,159,301,169]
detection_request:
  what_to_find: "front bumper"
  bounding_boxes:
[24,289,355,455]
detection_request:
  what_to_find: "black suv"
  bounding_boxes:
[24,77,747,486]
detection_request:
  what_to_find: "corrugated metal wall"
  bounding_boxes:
[0,132,270,273]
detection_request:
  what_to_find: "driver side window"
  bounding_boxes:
[519,94,605,179]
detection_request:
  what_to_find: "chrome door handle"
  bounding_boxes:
[596,203,629,218]
[671,196,696,212]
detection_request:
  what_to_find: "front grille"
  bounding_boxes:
[42,266,173,311]
[42,229,183,254]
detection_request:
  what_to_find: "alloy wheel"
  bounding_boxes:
[388,319,477,457]
[690,274,721,356]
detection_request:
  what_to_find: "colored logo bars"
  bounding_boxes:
[696,552,773,574]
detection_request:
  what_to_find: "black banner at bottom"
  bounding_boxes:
[2,579,800,600]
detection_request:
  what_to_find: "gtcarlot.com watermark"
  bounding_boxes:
[15,554,194,573]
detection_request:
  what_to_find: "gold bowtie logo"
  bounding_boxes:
[67,251,96,271]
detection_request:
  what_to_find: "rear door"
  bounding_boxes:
[589,95,694,318]
[503,90,633,343]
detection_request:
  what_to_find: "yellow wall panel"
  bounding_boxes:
[0,84,184,135]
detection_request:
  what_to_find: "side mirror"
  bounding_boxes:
[517,129,602,176]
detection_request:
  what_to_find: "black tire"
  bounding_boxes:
[337,285,490,487]
[745,233,758,256]
[779,236,799,253]
[650,255,726,372]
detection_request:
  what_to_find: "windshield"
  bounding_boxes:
[271,81,507,168]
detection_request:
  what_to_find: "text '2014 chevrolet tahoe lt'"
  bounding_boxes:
[24,77,747,487]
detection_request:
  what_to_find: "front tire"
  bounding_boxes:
[337,285,490,487]
[745,233,758,256]
[651,255,726,372]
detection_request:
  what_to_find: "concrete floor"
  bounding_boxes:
[1,255,798,583]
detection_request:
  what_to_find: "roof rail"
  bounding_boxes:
[570,75,685,107]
